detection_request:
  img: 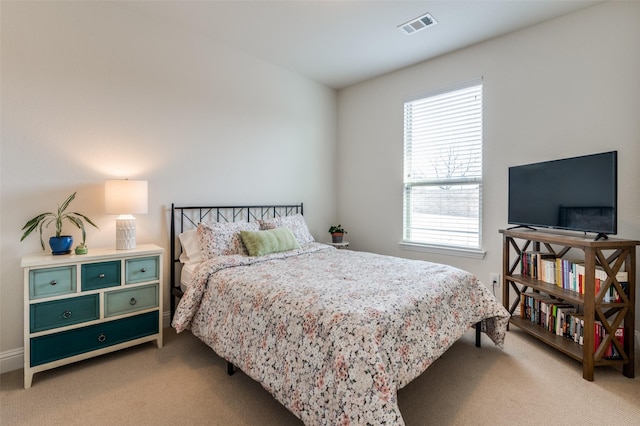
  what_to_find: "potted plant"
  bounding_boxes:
[328,224,347,244]
[20,191,99,255]
[74,225,90,255]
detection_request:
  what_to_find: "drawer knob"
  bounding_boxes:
[97,333,107,342]
[50,280,57,286]
[98,273,106,279]
[129,297,137,306]
[62,310,72,319]
[141,268,147,273]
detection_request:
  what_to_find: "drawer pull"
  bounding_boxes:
[98,273,106,279]
[50,280,57,286]
[129,297,137,306]
[97,333,107,342]
[62,310,72,319]
[141,268,147,273]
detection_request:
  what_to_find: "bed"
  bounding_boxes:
[170,203,510,425]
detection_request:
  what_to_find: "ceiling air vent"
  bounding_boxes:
[398,12,437,35]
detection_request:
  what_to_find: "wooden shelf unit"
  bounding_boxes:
[500,228,638,381]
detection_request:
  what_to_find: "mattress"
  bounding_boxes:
[180,263,197,292]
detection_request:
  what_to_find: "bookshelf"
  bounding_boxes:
[500,228,638,381]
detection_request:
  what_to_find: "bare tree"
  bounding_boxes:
[431,146,472,190]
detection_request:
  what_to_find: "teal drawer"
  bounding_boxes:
[30,294,99,333]
[105,284,158,317]
[81,261,120,290]
[30,311,159,367]
[126,256,159,284]
[29,266,76,300]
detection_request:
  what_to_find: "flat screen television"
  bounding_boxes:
[508,151,617,239]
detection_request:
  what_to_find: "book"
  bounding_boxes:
[575,263,584,293]
[604,326,625,359]
[541,259,556,285]
[521,251,556,280]
[563,311,578,338]
[521,292,539,323]
[594,321,603,354]
[556,305,576,336]
[571,314,585,345]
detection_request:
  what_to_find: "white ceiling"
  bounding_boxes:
[121,0,603,89]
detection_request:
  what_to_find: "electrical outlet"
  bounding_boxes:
[490,272,500,288]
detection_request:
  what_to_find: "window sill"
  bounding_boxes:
[399,241,486,259]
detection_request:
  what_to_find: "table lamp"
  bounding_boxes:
[104,179,148,249]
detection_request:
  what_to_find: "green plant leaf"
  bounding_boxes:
[58,192,76,215]
[71,212,99,229]
[20,213,53,241]
[65,215,83,229]
[37,221,47,250]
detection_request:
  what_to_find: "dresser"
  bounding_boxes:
[22,244,163,388]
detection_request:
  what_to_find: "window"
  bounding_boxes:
[403,81,483,252]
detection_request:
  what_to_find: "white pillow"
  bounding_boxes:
[178,230,202,265]
[259,214,315,244]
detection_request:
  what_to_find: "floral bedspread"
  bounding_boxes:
[172,243,509,425]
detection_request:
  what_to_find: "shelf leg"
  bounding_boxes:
[623,362,635,378]
[582,365,594,381]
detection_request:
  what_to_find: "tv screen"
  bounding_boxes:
[508,151,617,237]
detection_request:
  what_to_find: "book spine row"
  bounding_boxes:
[520,293,579,338]
[520,293,625,358]
[520,251,627,301]
[520,251,556,283]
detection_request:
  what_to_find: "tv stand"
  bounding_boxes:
[500,228,638,381]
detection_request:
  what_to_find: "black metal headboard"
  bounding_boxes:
[169,203,304,320]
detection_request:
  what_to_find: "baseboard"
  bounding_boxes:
[0,347,24,374]
[1,311,173,374]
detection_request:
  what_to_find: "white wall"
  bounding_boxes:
[0,2,337,369]
[338,2,640,324]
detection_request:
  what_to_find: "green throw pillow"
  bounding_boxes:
[240,227,301,257]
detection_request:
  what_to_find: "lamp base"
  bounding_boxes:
[115,215,136,250]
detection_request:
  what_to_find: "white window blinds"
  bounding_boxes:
[403,81,483,249]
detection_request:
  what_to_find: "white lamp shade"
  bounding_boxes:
[105,180,148,215]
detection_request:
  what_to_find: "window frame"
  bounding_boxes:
[400,79,485,258]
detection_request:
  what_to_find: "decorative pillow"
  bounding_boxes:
[197,221,260,258]
[259,214,315,244]
[178,229,202,265]
[240,227,301,257]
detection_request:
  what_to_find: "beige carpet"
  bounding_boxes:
[2,328,639,425]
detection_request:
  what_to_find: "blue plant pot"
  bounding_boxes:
[49,236,73,255]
